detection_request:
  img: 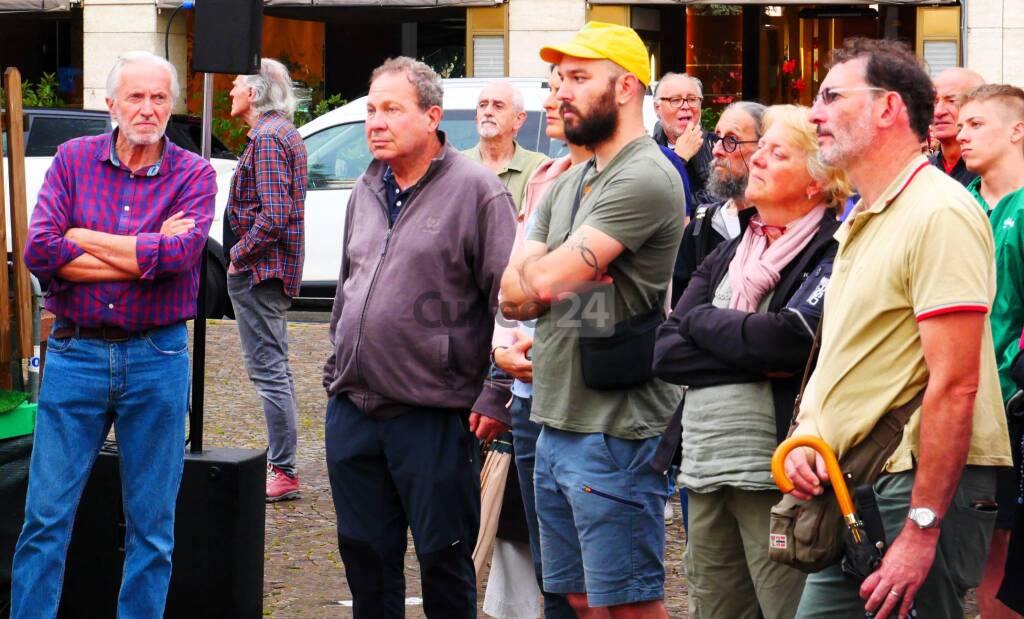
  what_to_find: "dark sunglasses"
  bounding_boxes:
[710,134,759,153]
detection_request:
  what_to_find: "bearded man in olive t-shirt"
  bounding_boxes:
[499,22,685,618]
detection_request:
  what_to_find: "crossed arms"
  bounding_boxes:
[23,149,217,289]
[498,224,624,320]
[58,213,195,282]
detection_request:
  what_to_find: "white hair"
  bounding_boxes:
[654,72,703,99]
[105,51,180,101]
[243,58,298,119]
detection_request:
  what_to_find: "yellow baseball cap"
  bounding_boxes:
[539,21,651,87]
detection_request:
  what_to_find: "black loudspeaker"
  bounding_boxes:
[192,0,263,75]
[58,446,266,618]
[0,435,32,619]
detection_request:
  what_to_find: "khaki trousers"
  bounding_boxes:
[685,486,807,619]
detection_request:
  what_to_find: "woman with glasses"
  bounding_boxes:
[653,105,852,619]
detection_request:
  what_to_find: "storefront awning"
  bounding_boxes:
[269,0,500,4]
[157,0,500,7]
[0,0,70,12]
[590,0,956,4]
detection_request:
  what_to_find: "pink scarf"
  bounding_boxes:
[727,205,826,312]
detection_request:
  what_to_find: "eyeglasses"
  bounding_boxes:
[813,86,887,106]
[710,134,759,153]
[657,95,703,110]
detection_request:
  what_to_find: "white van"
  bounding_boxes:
[277,77,657,308]
[5,79,658,316]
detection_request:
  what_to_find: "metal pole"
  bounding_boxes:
[189,72,214,455]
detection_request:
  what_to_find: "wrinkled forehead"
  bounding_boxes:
[368,71,420,105]
[716,108,757,139]
[478,83,515,105]
[934,74,977,99]
[658,75,699,98]
[118,60,172,95]
[820,57,868,90]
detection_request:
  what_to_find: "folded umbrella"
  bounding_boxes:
[472,434,513,578]
[772,436,916,618]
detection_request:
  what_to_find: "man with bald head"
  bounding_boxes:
[931,67,986,186]
[465,81,548,211]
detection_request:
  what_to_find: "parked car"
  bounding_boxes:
[294,77,658,303]
[2,107,239,317]
[4,79,658,317]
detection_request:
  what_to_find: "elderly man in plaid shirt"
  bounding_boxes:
[225,58,308,502]
[12,51,215,618]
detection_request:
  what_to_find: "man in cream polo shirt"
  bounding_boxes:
[786,38,1012,619]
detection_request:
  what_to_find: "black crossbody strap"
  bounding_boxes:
[564,158,596,242]
[791,316,823,427]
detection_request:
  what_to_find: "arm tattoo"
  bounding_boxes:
[570,234,603,279]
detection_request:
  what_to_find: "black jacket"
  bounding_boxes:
[653,208,840,443]
[672,202,757,307]
[929,147,978,188]
[653,123,716,206]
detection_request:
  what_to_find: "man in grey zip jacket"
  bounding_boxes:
[321,57,515,618]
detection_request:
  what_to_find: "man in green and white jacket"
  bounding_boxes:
[958,82,1024,619]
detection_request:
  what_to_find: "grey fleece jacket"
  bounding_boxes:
[323,135,516,422]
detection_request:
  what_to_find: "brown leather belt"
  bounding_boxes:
[52,324,142,342]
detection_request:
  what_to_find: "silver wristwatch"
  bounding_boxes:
[907,507,941,530]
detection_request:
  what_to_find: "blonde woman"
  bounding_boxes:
[653,105,853,619]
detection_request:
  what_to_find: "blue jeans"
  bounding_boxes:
[11,323,190,619]
[535,426,668,607]
[508,396,575,619]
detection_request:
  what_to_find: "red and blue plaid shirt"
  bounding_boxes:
[24,130,216,330]
[226,111,307,297]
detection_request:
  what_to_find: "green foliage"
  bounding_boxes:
[294,92,346,128]
[701,106,723,130]
[189,89,248,155]
[422,47,465,79]
[191,88,347,155]
[1,73,64,109]
[691,4,742,16]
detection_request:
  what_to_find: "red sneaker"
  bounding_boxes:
[266,464,300,502]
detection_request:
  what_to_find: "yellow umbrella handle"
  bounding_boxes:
[771,435,856,519]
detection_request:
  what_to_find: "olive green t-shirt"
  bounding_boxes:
[463,141,549,213]
[526,136,686,439]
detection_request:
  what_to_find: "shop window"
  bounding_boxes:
[686,6,743,109]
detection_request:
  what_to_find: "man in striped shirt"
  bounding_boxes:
[12,51,215,618]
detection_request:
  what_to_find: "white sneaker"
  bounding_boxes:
[664,500,674,525]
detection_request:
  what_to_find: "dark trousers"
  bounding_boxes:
[325,394,480,618]
[509,395,576,619]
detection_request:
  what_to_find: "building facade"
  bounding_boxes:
[0,0,1020,115]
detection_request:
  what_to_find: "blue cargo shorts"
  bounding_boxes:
[534,426,668,607]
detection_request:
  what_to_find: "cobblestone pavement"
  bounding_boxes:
[199,318,692,618]
[200,317,997,619]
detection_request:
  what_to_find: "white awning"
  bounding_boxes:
[0,0,70,12]
[590,0,956,5]
[157,0,500,8]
